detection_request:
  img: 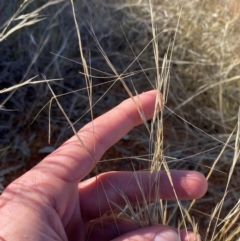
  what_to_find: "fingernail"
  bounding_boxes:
[154,230,180,241]
[184,233,201,241]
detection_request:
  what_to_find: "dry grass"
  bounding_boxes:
[1,0,240,240]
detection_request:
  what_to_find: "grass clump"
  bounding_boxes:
[0,0,240,240]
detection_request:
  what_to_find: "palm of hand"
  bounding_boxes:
[0,91,207,241]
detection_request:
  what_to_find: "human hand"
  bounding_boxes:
[0,90,207,241]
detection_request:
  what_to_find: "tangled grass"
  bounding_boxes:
[0,0,240,240]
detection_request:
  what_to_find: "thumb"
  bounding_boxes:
[153,230,180,241]
[112,226,200,241]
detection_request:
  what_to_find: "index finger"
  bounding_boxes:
[37,90,159,182]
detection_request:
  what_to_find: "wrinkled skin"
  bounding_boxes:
[0,90,207,241]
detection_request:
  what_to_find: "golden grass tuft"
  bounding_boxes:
[0,0,240,240]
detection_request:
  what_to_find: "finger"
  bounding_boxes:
[88,217,201,241]
[112,226,201,241]
[36,90,159,182]
[87,217,139,241]
[79,170,207,220]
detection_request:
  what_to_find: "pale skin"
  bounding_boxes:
[0,90,207,241]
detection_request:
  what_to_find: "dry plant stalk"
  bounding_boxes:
[1,0,240,240]
[0,0,65,42]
